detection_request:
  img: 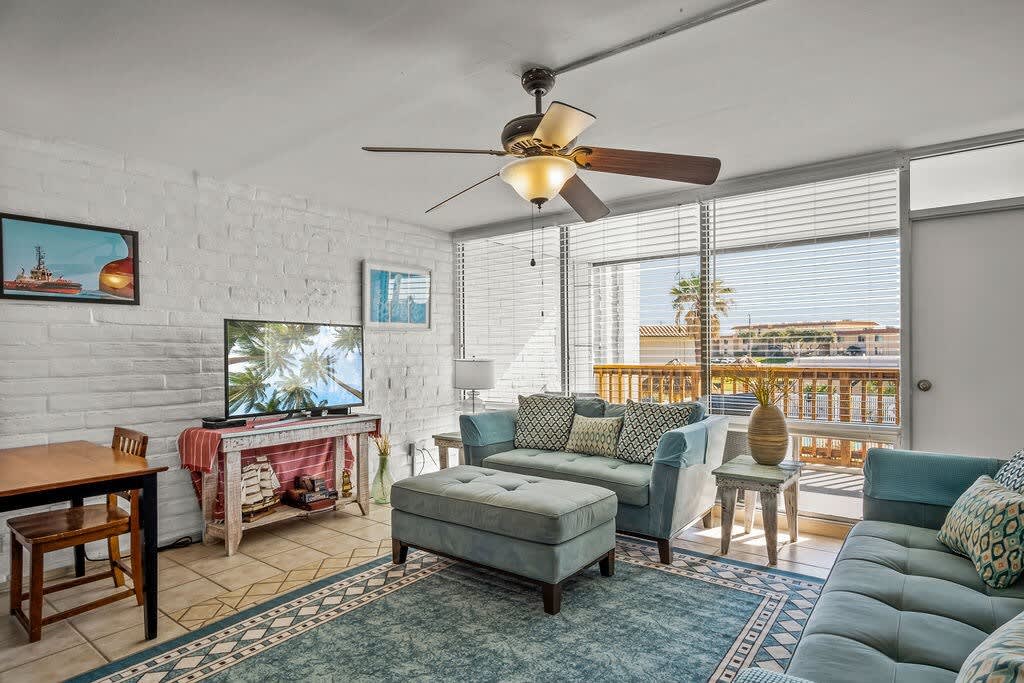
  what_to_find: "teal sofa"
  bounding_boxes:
[737,448,1024,683]
[458,397,729,563]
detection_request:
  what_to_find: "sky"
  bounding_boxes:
[635,235,901,332]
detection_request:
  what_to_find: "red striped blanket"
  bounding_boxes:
[178,417,377,521]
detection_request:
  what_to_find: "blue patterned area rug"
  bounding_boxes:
[72,537,822,683]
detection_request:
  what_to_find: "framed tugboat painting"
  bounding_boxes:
[0,213,139,305]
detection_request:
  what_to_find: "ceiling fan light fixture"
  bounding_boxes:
[499,156,577,206]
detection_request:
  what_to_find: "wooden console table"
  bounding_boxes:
[202,414,380,556]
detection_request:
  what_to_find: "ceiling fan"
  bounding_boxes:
[362,67,722,223]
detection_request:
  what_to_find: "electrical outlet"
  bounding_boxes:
[407,442,418,476]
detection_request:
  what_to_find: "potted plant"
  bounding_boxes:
[740,365,790,466]
[370,434,394,504]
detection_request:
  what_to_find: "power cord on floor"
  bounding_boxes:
[415,446,438,475]
[158,536,198,552]
[82,535,197,562]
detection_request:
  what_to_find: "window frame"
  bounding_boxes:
[455,171,904,449]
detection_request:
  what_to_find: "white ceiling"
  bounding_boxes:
[1,0,1022,232]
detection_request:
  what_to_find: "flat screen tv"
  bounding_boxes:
[224,318,364,419]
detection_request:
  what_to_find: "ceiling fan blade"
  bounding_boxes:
[532,101,596,150]
[363,146,508,156]
[425,173,500,214]
[570,147,721,185]
[559,175,610,223]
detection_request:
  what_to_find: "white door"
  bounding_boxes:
[910,206,1024,458]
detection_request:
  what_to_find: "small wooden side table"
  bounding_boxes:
[432,432,464,469]
[712,456,802,566]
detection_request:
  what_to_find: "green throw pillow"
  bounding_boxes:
[937,476,1024,589]
[615,400,696,465]
[513,394,575,451]
[564,415,623,458]
[957,611,1024,682]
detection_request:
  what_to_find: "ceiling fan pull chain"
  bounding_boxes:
[539,218,545,318]
[674,205,683,280]
[530,205,537,267]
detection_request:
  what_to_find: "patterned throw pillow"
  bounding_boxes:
[995,449,1024,494]
[615,400,696,465]
[564,415,623,458]
[937,476,1024,589]
[957,611,1024,683]
[513,394,575,451]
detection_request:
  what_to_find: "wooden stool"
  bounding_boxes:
[7,427,147,642]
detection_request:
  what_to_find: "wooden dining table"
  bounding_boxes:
[0,441,166,639]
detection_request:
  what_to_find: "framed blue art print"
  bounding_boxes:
[362,261,431,330]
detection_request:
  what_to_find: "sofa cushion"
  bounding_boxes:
[616,400,698,464]
[995,448,1024,494]
[390,465,617,545]
[573,396,608,418]
[564,415,623,458]
[604,400,705,423]
[937,476,1024,588]
[604,402,627,418]
[957,610,1024,683]
[788,521,1024,683]
[513,394,575,451]
[483,449,651,507]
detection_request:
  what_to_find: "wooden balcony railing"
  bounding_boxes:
[593,363,900,468]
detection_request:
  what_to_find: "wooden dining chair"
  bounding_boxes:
[7,427,148,642]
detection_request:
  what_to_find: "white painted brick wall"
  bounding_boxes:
[0,128,458,578]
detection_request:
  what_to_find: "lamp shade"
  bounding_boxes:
[499,156,577,205]
[454,358,495,390]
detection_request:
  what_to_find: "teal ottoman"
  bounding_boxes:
[390,465,617,614]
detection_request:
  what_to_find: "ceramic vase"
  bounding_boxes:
[370,455,394,504]
[747,404,788,465]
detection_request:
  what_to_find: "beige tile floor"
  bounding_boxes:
[0,501,844,682]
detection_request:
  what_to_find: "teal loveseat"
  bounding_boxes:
[737,448,1024,683]
[458,397,728,563]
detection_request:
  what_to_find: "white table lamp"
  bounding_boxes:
[454,358,495,413]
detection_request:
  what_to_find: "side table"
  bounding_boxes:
[432,432,464,469]
[712,456,802,565]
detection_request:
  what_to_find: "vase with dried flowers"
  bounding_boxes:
[370,434,394,504]
[737,365,790,466]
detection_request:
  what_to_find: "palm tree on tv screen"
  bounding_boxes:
[253,391,286,414]
[228,367,270,414]
[278,371,317,410]
[227,322,314,377]
[299,348,364,401]
[332,327,362,355]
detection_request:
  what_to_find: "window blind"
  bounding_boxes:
[564,204,701,399]
[708,170,901,438]
[455,168,901,445]
[712,171,899,251]
[456,227,561,404]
